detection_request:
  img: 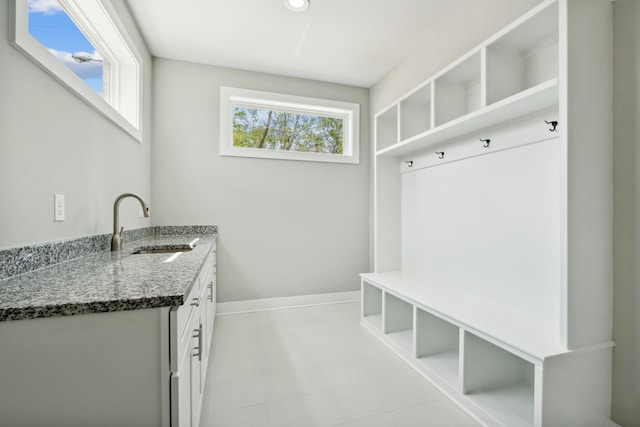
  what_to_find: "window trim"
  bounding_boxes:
[9,0,143,141]
[220,86,360,164]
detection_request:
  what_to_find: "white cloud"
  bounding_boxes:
[29,0,64,15]
[47,48,103,80]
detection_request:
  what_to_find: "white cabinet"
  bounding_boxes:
[0,242,217,427]
[171,243,216,427]
[365,0,612,425]
[0,307,172,427]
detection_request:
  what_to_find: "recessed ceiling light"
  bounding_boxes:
[285,0,309,12]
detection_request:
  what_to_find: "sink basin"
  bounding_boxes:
[132,244,194,254]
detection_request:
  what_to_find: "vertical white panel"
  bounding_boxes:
[541,348,612,426]
[401,139,560,319]
[563,0,613,349]
[534,366,543,427]
[375,156,401,272]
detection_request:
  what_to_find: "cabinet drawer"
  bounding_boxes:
[170,277,201,373]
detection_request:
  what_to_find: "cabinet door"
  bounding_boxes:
[171,350,192,427]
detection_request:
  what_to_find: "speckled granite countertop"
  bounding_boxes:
[0,232,216,322]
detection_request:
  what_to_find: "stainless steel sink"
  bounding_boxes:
[132,245,193,254]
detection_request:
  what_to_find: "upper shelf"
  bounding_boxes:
[377,78,558,158]
[374,0,560,157]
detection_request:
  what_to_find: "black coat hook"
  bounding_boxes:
[404,160,413,167]
[435,151,445,159]
[480,138,491,148]
[545,120,558,132]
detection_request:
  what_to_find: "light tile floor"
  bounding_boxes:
[200,302,479,427]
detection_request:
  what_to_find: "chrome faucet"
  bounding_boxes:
[111,193,150,251]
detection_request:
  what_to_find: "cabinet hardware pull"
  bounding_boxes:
[192,324,203,361]
[208,281,214,302]
[435,151,445,159]
[480,138,491,148]
[404,160,413,167]
[191,297,200,307]
[545,120,558,132]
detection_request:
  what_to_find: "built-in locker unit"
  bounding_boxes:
[362,1,613,425]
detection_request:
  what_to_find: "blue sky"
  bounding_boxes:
[28,0,104,94]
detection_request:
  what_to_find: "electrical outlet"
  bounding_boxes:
[54,194,65,222]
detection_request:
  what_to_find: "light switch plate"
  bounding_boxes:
[54,194,65,222]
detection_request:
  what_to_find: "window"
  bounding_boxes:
[27,0,105,97]
[220,87,360,164]
[10,0,143,140]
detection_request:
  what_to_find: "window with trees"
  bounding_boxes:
[220,87,360,164]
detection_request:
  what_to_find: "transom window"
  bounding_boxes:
[10,0,143,140]
[27,0,105,97]
[220,87,360,164]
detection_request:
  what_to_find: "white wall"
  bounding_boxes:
[611,0,640,425]
[151,59,369,303]
[0,1,152,249]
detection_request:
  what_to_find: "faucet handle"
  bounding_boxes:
[119,226,124,237]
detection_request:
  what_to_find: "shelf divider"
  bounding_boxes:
[377,78,558,158]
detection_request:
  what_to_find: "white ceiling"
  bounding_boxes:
[124,0,540,88]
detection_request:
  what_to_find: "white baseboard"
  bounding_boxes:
[216,290,361,315]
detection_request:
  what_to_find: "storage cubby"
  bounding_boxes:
[434,52,481,126]
[375,106,398,151]
[463,332,534,427]
[486,2,558,105]
[399,83,432,141]
[415,308,460,386]
[383,292,413,353]
[361,282,382,330]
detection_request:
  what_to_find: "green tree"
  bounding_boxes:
[232,107,344,155]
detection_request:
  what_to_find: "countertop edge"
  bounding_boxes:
[0,228,217,322]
